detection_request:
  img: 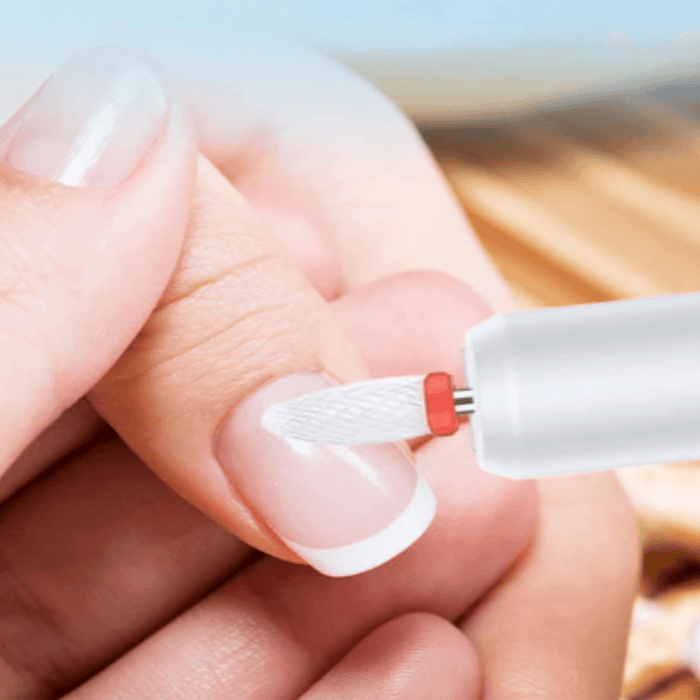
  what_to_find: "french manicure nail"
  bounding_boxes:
[216,373,436,577]
[3,46,167,187]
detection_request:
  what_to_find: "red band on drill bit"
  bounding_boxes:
[424,372,458,436]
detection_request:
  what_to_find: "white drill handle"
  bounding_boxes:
[464,292,700,478]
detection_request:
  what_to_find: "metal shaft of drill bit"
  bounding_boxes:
[453,388,475,415]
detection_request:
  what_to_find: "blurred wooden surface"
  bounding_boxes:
[422,96,700,700]
[424,98,700,309]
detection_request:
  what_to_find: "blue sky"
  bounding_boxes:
[1,1,698,55]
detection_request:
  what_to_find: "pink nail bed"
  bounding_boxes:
[215,372,436,577]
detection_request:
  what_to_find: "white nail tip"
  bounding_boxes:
[282,472,436,577]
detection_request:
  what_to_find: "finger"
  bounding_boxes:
[331,269,492,382]
[298,84,639,700]
[459,472,640,699]
[299,613,480,700]
[0,399,103,503]
[0,273,533,698]
[237,159,342,301]
[58,275,534,700]
[1,38,512,312]
[173,41,640,692]
[61,429,530,700]
[163,41,517,311]
[89,155,439,576]
[0,436,248,698]
[0,46,194,487]
[177,42,642,695]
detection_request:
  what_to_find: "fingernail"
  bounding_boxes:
[216,373,436,577]
[3,47,167,187]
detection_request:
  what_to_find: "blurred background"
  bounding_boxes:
[4,2,700,697]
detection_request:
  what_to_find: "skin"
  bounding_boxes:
[0,40,640,699]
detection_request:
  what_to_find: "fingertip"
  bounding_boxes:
[333,269,493,380]
[302,611,482,700]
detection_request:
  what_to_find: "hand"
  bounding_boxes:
[0,42,639,699]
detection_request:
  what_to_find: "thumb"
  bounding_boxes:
[0,46,195,473]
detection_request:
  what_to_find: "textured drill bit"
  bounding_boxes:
[261,375,431,445]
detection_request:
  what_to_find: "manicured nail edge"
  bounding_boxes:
[280,472,436,577]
